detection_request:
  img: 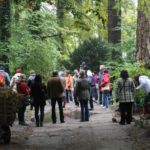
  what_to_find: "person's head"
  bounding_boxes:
[65,71,70,76]
[30,70,36,76]
[79,70,85,78]
[104,69,108,74]
[99,65,104,71]
[74,69,78,75]
[120,70,129,80]
[15,67,22,73]
[52,71,58,77]
[34,74,42,83]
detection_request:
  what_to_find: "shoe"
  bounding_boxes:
[61,121,65,123]
[36,122,39,127]
[19,122,28,126]
[39,122,43,127]
[119,122,125,125]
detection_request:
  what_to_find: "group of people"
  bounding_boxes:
[0,64,150,127]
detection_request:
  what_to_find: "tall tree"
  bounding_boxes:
[136,0,150,67]
[108,0,121,59]
[0,0,11,65]
[108,0,121,43]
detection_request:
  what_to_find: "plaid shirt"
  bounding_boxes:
[115,78,135,103]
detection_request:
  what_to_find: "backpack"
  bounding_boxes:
[0,72,5,87]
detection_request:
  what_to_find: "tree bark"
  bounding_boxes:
[136,1,150,67]
[108,0,121,44]
[0,0,11,69]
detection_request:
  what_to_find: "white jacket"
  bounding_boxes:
[136,76,150,93]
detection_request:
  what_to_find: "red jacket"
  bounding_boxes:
[100,73,111,92]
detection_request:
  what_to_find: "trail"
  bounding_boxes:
[0,103,136,150]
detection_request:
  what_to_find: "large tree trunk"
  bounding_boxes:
[136,1,150,67]
[0,0,11,72]
[108,0,121,59]
[108,0,121,43]
[56,0,64,51]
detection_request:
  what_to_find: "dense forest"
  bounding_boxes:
[0,0,150,78]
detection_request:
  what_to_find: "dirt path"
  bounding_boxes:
[0,103,137,150]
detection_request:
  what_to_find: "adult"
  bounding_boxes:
[98,65,105,104]
[73,69,79,106]
[27,70,36,110]
[0,66,10,87]
[47,71,65,124]
[76,71,90,122]
[87,69,94,110]
[27,70,36,88]
[30,74,47,127]
[115,70,135,125]
[134,74,150,114]
[10,67,23,93]
[17,74,30,125]
[65,71,73,103]
[59,71,66,108]
[100,69,111,108]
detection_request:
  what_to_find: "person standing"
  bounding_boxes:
[47,71,65,124]
[0,66,10,87]
[27,70,36,110]
[87,70,94,110]
[115,70,135,125]
[76,71,90,122]
[73,69,79,106]
[17,74,30,125]
[98,65,104,104]
[65,71,73,103]
[134,74,150,115]
[30,74,47,127]
[100,70,111,108]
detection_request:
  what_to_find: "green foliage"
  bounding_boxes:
[9,7,60,79]
[69,38,111,71]
[133,89,145,105]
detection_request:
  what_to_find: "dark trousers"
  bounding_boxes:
[34,105,45,124]
[120,102,133,124]
[18,106,26,123]
[51,97,64,123]
[80,100,89,121]
[143,93,150,114]
[99,92,102,104]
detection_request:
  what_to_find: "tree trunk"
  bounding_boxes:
[108,0,121,44]
[108,0,121,59]
[0,0,11,67]
[136,1,150,67]
[56,0,64,51]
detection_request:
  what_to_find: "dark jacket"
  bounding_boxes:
[76,78,90,101]
[47,77,64,98]
[31,82,46,106]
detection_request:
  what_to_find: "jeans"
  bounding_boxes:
[102,90,110,108]
[51,97,64,123]
[79,100,89,121]
[66,90,72,103]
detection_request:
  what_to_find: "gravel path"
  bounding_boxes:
[0,103,136,150]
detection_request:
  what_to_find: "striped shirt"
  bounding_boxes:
[115,78,135,103]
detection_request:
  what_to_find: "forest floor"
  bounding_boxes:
[0,102,150,150]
